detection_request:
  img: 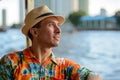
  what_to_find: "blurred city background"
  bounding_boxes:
[0,0,120,80]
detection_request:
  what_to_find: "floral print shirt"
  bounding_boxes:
[0,48,95,80]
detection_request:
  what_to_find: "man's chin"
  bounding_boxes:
[52,43,59,47]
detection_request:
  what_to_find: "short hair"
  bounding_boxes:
[28,22,41,40]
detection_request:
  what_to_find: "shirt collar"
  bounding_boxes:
[23,47,57,64]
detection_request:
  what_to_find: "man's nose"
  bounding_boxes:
[54,25,61,33]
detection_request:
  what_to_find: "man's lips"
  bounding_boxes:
[54,36,60,41]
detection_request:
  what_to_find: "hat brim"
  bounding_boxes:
[22,15,65,37]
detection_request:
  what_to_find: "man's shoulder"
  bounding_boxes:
[0,50,24,63]
[6,50,23,58]
[54,57,81,67]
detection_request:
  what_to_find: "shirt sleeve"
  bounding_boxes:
[0,55,14,80]
[75,66,101,80]
[64,59,98,80]
[77,67,91,80]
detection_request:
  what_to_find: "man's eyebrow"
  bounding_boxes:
[43,20,59,24]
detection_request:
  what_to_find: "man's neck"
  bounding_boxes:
[30,46,52,63]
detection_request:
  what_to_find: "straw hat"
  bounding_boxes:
[22,5,65,36]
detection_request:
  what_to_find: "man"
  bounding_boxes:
[0,5,102,80]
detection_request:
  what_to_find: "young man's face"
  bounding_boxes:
[35,17,61,47]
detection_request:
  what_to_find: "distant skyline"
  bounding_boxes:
[0,0,120,26]
[89,0,120,16]
[0,0,19,26]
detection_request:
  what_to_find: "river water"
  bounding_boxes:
[0,29,120,80]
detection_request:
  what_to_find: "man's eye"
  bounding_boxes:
[47,23,54,26]
[47,22,60,27]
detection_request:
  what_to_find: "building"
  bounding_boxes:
[80,15,117,30]
[19,0,89,26]
[19,0,25,24]
[79,0,89,14]
[2,9,6,27]
[100,8,107,16]
[34,0,89,17]
[34,0,77,17]
[79,8,117,30]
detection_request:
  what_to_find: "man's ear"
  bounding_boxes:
[29,28,38,38]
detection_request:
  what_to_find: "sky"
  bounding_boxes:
[0,0,19,26]
[0,0,120,26]
[89,0,120,16]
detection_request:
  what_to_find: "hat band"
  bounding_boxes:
[36,12,54,19]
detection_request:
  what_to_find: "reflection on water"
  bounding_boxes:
[0,29,120,80]
[0,29,26,56]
